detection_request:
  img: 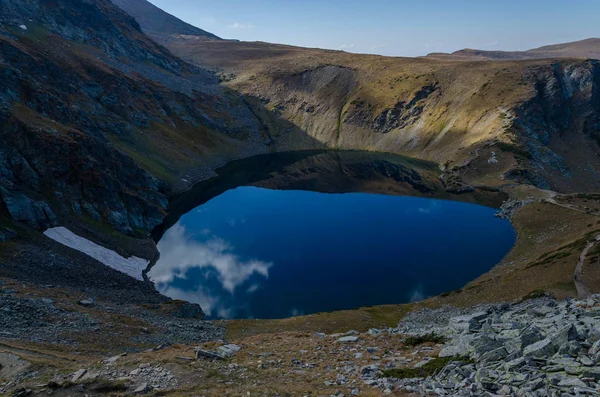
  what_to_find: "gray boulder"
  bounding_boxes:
[337,336,359,343]
[471,335,504,360]
[479,347,509,364]
[217,344,241,357]
[550,324,579,347]
[588,327,600,343]
[173,302,204,319]
[582,367,600,381]
[523,338,556,358]
[449,311,489,332]
[589,339,600,356]
[519,326,544,350]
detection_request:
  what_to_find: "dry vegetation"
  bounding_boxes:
[4,330,432,396]
[167,40,539,162]
[157,38,600,195]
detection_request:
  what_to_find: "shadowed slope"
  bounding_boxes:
[111,0,221,43]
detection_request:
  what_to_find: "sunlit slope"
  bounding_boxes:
[153,39,600,192]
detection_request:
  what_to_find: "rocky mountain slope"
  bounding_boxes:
[427,38,600,61]
[3,0,598,244]
[110,0,221,43]
[0,0,267,237]
[108,0,600,193]
[148,37,600,193]
[0,0,277,315]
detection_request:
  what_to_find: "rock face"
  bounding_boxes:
[511,61,600,190]
[0,0,264,237]
[265,59,600,193]
[0,116,168,233]
[379,295,600,396]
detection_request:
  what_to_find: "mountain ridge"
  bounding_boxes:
[110,0,222,43]
[426,38,600,61]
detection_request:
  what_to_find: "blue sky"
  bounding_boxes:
[148,0,600,57]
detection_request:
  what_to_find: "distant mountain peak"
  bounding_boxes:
[426,38,600,61]
[111,0,221,43]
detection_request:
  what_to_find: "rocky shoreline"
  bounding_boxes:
[0,282,223,349]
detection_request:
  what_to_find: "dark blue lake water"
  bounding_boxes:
[150,185,516,319]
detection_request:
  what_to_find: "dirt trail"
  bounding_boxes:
[0,342,66,360]
[544,197,592,216]
[574,234,600,299]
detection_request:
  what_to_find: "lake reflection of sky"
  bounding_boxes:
[150,186,516,319]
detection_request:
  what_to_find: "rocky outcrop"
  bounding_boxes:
[0,286,222,350]
[495,198,535,219]
[348,84,439,134]
[510,61,600,191]
[364,295,600,395]
[0,114,167,233]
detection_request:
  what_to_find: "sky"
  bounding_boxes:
[148,0,600,57]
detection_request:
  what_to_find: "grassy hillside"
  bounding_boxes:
[151,39,600,193]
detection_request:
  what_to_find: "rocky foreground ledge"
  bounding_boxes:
[6,294,600,396]
[372,295,600,396]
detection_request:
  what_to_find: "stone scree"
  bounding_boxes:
[363,295,600,396]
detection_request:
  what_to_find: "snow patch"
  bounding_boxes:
[18,24,27,31]
[44,227,148,280]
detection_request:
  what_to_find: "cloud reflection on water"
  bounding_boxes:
[149,223,272,318]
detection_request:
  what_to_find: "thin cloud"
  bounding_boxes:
[339,44,355,50]
[371,44,387,51]
[150,223,271,293]
[486,40,499,47]
[149,223,272,318]
[228,22,254,29]
[424,43,443,49]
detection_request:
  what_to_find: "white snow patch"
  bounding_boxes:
[44,227,148,280]
[18,24,27,31]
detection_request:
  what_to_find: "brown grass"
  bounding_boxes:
[435,200,600,306]
[224,303,411,340]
